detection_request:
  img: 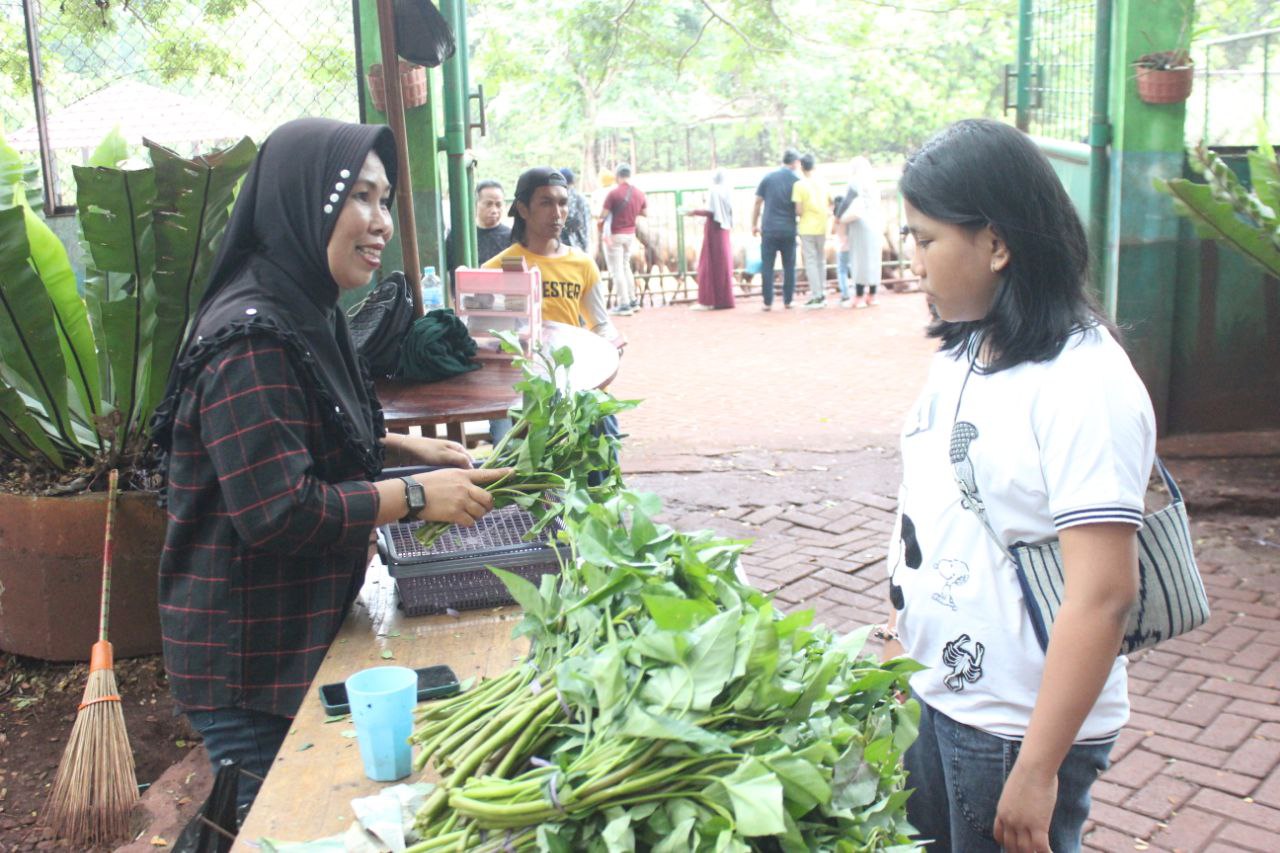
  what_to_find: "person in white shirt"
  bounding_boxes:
[879,119,1156,853]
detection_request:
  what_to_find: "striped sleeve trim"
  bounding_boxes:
[1053,505,1144,530]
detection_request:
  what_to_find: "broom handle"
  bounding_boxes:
[98,468,119,643]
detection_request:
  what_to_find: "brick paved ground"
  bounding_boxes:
[615,291,1280,852]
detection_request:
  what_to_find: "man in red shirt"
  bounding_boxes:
[597,163,647,316]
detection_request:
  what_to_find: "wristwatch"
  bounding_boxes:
[400,476,426,523]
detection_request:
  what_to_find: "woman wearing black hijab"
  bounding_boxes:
[152,118,507,817]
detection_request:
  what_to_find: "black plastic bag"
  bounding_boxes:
[173,759,238,853]
[349,272,415,378]
[395,0,456,67]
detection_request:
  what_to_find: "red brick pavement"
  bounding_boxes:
[609,289,938,459]
[617,295,1280,852]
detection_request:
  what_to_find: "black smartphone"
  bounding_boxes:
[318,664,460,715]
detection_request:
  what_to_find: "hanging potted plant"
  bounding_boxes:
[0,130,255,660]
[1134,0,1198,105]
[367,59,429,113]
[1134,49,1195,104]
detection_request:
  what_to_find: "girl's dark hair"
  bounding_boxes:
[900,118,1113,372]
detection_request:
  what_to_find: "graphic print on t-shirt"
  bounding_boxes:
[949,420,983,513]
[889,512,923,611]
[942,633,985,691]
[931,558,969,610]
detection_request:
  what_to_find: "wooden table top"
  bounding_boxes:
[375,321,620,430]
[234,563,528,848]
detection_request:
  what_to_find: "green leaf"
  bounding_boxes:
[87,126,128,169]
[0,375,65,466]
[641,594,717,632]
[17,199,100,420]
[75,162,158,441]
[601,809,634,852]
[491,566,546,620]
[142,137,256,424]
[380,649,393,660]
[0,206,79,459]
[620,704,733,751]
[832,745,881,810]
[1248,123,1279,215]
[1155,175,1280,278]
[764,752,831,814]
[718,759,786,836]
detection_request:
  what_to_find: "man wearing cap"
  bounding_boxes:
[483,167,622,348]
[751,149,802,310]
[598,163,647,316]
[559,167,591,253]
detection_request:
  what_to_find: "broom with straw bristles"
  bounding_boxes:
[44,468,139,846]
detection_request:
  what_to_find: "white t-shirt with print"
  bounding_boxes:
[890,327,1156,741]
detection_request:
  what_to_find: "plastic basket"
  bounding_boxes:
[380,505,566,616]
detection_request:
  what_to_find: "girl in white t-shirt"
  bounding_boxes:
[881,119,1156,853]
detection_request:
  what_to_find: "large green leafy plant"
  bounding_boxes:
[1155,132,1280,278]
[0,133,255,491]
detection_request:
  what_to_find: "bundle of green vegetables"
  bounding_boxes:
[413,335,636,548]
[406,483,923,852]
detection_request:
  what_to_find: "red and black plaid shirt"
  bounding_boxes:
[159,335,380,717]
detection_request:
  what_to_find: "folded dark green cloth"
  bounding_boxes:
[396,308,480,382]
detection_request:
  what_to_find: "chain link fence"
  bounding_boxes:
[2,0,358,211]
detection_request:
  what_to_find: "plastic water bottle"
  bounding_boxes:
[421,266,443,310]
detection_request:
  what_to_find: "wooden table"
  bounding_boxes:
[234,563,528,848]
[376,321,620,441]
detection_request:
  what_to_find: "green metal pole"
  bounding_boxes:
[1015,0,1034,131]
[456,0,477,269]
[1088,0,1113,295]
[441,0,473,272]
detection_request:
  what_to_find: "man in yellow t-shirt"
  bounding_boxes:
[791,153,831,307]
[482,166,622,346]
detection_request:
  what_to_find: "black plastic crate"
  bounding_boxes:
[379,505,567,616]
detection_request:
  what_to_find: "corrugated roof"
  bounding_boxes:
[8,79,251,152]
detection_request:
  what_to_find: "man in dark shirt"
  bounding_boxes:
[446,179,513,273]
[474,179,513,264]
[751,149,801,310]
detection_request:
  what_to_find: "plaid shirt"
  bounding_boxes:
[159,335,381,717]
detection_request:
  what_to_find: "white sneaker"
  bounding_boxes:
[761,303,773,312]
[690,303,713,311]
[609,305,634,316]
[802,298,826,309]
[839,298,852,308]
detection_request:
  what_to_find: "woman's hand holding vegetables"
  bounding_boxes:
[417,467,512,526]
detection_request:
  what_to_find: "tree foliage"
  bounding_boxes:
[468,0,1026,185]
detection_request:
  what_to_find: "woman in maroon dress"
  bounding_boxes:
[690,170,736,310]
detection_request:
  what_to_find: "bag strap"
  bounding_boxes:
[953,454,1181,559]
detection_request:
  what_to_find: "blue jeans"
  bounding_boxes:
[188,708,292,820]
[760,231,796,306]
[904,699,1112,853]
[836,249,852,300]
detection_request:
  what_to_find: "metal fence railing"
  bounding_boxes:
[1189,28,1280,148]
[1008,0,1096,144]
[3,0,358,212]
[596,186,915,309]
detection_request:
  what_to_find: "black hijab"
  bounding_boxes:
[152,118,399,480]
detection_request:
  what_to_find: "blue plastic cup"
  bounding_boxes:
[345,665,417,781]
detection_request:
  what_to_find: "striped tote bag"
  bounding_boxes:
[956,458,1209,656]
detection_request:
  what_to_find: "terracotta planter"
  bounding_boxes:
[0,489,165,661]
[367,61,428,113]
[1135,55,1194,104]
